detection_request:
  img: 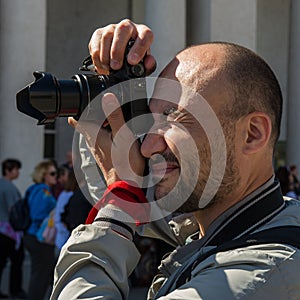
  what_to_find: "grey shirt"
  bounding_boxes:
[0,177,21,221]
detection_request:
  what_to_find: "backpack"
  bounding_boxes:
[36,209,57,245]
[9,187,34,231]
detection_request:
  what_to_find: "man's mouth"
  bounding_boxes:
[150,162,179,178]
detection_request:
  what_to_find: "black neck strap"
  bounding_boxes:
[206,181,285,246]
[155,181,285,298]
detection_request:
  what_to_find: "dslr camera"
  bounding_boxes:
[16,41,150,135]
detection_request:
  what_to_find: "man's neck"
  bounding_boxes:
[3,175,13,181]
[194,174,274,237]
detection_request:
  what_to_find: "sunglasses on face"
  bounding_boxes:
[48,171,57,177]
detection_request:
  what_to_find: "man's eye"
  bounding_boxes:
[163,107,181,121]
[163,107,177,116]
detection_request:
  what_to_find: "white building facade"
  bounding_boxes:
[0,0,299,191]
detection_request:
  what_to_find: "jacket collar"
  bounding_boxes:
[161,177,285,273]
[156,178,285,298]
[204,177,285,246]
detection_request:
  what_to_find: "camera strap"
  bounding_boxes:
[175,225,300,289]
[154,181,293,297]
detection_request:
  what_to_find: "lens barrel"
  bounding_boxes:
[16,54,148,132]
[16,72,110,125]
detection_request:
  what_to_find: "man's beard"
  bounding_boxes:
[153,124,241,214]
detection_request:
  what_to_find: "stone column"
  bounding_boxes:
[210,0,257,50]
[0,0,46,192]
[186,0,211,45]
[46,0,136,164]
[286,0,300,168]
[256,0,290,167]
[209,0,290,163]
[145,0,186,75]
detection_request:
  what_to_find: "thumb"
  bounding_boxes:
[102,93,126,137]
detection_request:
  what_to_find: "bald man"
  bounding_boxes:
[51,20,300,299]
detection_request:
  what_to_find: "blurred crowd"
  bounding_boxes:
[275,164,300,199]
[0,154,93,299]
[0,154,174,299]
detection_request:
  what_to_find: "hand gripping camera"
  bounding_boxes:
[16,41,151,135]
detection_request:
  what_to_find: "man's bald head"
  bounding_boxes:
[161,42,283,148]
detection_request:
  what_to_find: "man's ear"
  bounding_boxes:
[242,112,272,154]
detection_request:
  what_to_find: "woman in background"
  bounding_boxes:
[23,160,57,300]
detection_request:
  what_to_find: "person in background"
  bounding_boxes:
[23,160,57,300]
[54,170,78,252]
[61,179,92,233]
[0,158,27,299]
[275,165,293,196]
[286,182,298,199]
[52,166,69,200]
[62,151,73,171]
[290,164,300,196]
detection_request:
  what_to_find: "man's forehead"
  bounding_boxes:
[149,77,210,112]
[149,45,229,113]
[151,78,180,100]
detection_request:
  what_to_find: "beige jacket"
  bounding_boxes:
[51,184,300,299]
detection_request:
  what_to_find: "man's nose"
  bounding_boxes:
[141,131,167,158]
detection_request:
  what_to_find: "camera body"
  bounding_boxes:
[16,41,150,135]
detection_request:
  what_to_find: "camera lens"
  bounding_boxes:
[16,72,83,124]
[16,72,111,124]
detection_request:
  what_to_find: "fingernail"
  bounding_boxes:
[128,52,140,64]
[102,93,119,112]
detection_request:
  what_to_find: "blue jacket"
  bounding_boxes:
[26,183,56,236]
